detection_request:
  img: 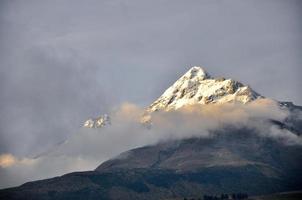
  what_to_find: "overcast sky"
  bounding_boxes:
[0,0,301,157]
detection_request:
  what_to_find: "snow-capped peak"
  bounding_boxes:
[182,66,210,80]
[147,66,262,112]
[83,66,264,128]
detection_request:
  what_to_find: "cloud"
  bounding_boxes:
[0,154,37,169]
[0,154,16,168]
[1,100,301,188]
[267,126,302,145]
[149,99,292,141]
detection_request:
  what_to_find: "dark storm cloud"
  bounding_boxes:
[0,0,301,159]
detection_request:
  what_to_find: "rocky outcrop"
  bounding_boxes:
[83,114,111,128]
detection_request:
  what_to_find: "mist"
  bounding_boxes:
[0,99,301,188]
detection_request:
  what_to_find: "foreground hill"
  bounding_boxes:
[252,191,302,200]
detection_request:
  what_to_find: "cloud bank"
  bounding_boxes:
[1,99,301,188]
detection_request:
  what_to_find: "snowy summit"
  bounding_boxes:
[147,66,262,112]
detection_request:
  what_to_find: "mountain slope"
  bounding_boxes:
[96,126,302,175]
[1,128,302,200]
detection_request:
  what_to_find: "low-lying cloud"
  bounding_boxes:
[0,99,301,189]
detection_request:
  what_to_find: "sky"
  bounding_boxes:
[0,0,301,167]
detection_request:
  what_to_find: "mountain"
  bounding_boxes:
[1,66,301,200]
[84,66,263,127]
[83,66,298,132]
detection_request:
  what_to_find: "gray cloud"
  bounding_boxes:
[0,0,301,186]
